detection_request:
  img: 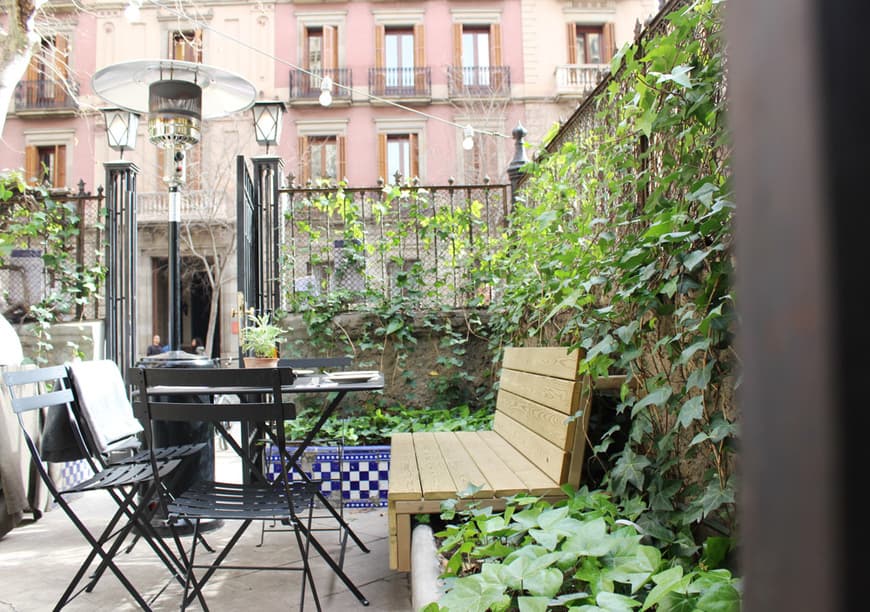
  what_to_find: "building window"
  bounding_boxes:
[385,28,415,89]
[23,34,71,107]
[462,27,490,85]
[169,30,203,63]
[568,23,614,65]
[378,133,418,183]
[25,144,66,187]
[299,135,346,183]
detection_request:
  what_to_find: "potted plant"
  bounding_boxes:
[240,311,286,368]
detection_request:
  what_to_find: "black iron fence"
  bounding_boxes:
[280,178,509,309]
[368,67,431,98]
[0,181,106,322]
[289,68,352,102]
[14,78,79,112]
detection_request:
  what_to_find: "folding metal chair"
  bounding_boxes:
[2,365,184,610]
[131,365,337,611]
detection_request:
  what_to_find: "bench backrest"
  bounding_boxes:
[493,346,589,487]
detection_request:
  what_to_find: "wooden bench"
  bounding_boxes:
[388,346,614,572]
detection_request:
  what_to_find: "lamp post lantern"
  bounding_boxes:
[93,59,256,355]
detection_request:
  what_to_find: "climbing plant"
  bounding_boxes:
[486,0,735,561]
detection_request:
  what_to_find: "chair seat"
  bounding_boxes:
[124,442,207,464]
[66,458,181,494]
[168,480,320,522]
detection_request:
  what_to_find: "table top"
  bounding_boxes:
[144,372,384,396]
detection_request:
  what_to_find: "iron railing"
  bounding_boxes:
[368,67,431,98]
[554,64,610,97]
[280,179,509,309]
[446,66,511,97]
[14,78,78,112]
[289,68,352,102]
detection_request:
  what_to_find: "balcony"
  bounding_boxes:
[368,67,431,102]
[289,68,352,106]
[137,191,227,224]
[446,66,511,99]
[554,64,611,98]
[14,79,79,116]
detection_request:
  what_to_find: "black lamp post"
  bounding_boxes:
[251,100,285,155]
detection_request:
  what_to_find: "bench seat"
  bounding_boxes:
[388,346,621,572]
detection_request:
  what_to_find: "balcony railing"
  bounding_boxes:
[137,191,226,224]
[289,68,352,102]
[14,79,78,113]
[554,64,611,97]
[368,67,431,99]
[446,66,511,98]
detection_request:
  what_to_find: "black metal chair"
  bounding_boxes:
[1,364,184,610]
[130,365,340,611]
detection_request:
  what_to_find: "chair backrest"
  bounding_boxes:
[1,365,92,490]
[67,359,144,456]
[492,346,589,486]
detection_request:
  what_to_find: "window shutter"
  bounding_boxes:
[602,23,615,62]
[299,136,310,184]
[337,135,347,182]
[377,133,387,183]
[25,146,39,185]
[566,24,577,64]
[194,29,203,63]
[491,24,503,90]
[54,145,66,188]
[409,133,419,179]
[54,34,70,81]
[413,24,425,90]
[374,25,385,93]
[323,25,337,71]
[452,24,463,92]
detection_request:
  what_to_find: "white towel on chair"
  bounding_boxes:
[68,359,143,454]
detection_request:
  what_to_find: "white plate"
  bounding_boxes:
[324,370,380,383]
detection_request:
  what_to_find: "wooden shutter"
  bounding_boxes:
[54,34,69,81]
[298,136,310,184]
[54,145,66,188]
[452,24,463,91]
[374,25,385,93]
[194,29,203,63]
[602,23,615,62]
[377,133,387,183]
[491,24,503,90]
[337,135,347,182]
[413,24,425,91]
[409,133,419,179]
[566,24,577,64]
[25,146,39,185]
[323,25,337,71]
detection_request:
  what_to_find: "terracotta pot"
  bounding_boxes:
[243,357,280,368]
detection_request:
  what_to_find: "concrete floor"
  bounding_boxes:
[0,447,412,611]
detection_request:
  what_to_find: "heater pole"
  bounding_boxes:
[167,183,181,351]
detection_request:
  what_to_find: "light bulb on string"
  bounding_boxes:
[319,76,333,107]
[462,125,475,151]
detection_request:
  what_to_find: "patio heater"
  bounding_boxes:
[93,59,256,357]
[92,61,256,527]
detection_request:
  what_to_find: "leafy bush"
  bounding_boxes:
[426,487,740,612]
[284,403,493,446]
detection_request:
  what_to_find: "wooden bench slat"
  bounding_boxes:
[496,389,575,449]
[411,432,458,499]
[476,431,562,495]
[455,431,533,497]
[432,432,492,498]
[499,369,579,415]
[493,411,567,483]
[387,433,423,501]
[503,346,579,379]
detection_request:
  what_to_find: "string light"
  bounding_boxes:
[462,125,475,151]
[318,76,333,107]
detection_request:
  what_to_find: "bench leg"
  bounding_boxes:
[396,513,411,572]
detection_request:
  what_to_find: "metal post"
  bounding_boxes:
[168,185,182,351]
[103,160,138,376]
[251,155,284,314]
[506,122,529,207]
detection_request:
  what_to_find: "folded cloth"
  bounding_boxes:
[41,404,87,462]
[68,360,143,455]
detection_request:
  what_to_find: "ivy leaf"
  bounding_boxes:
[524,567,564,599]
[631,386,672,417]
[682,249,708,272]
[641,566,691,610]
[595,591,642,611]
[437,574,507,612]
[678,339,710,365]
[657,64,693,89]
[687,361,714,391]
[518,596,550,612]
[385,319,404,335]
[588,335,618,360]
[677,395,705,428]
[563,517,612,556]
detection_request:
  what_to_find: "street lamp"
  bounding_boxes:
[251,100,285,154]
[101,107,140,157]
[93,59,256,354]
